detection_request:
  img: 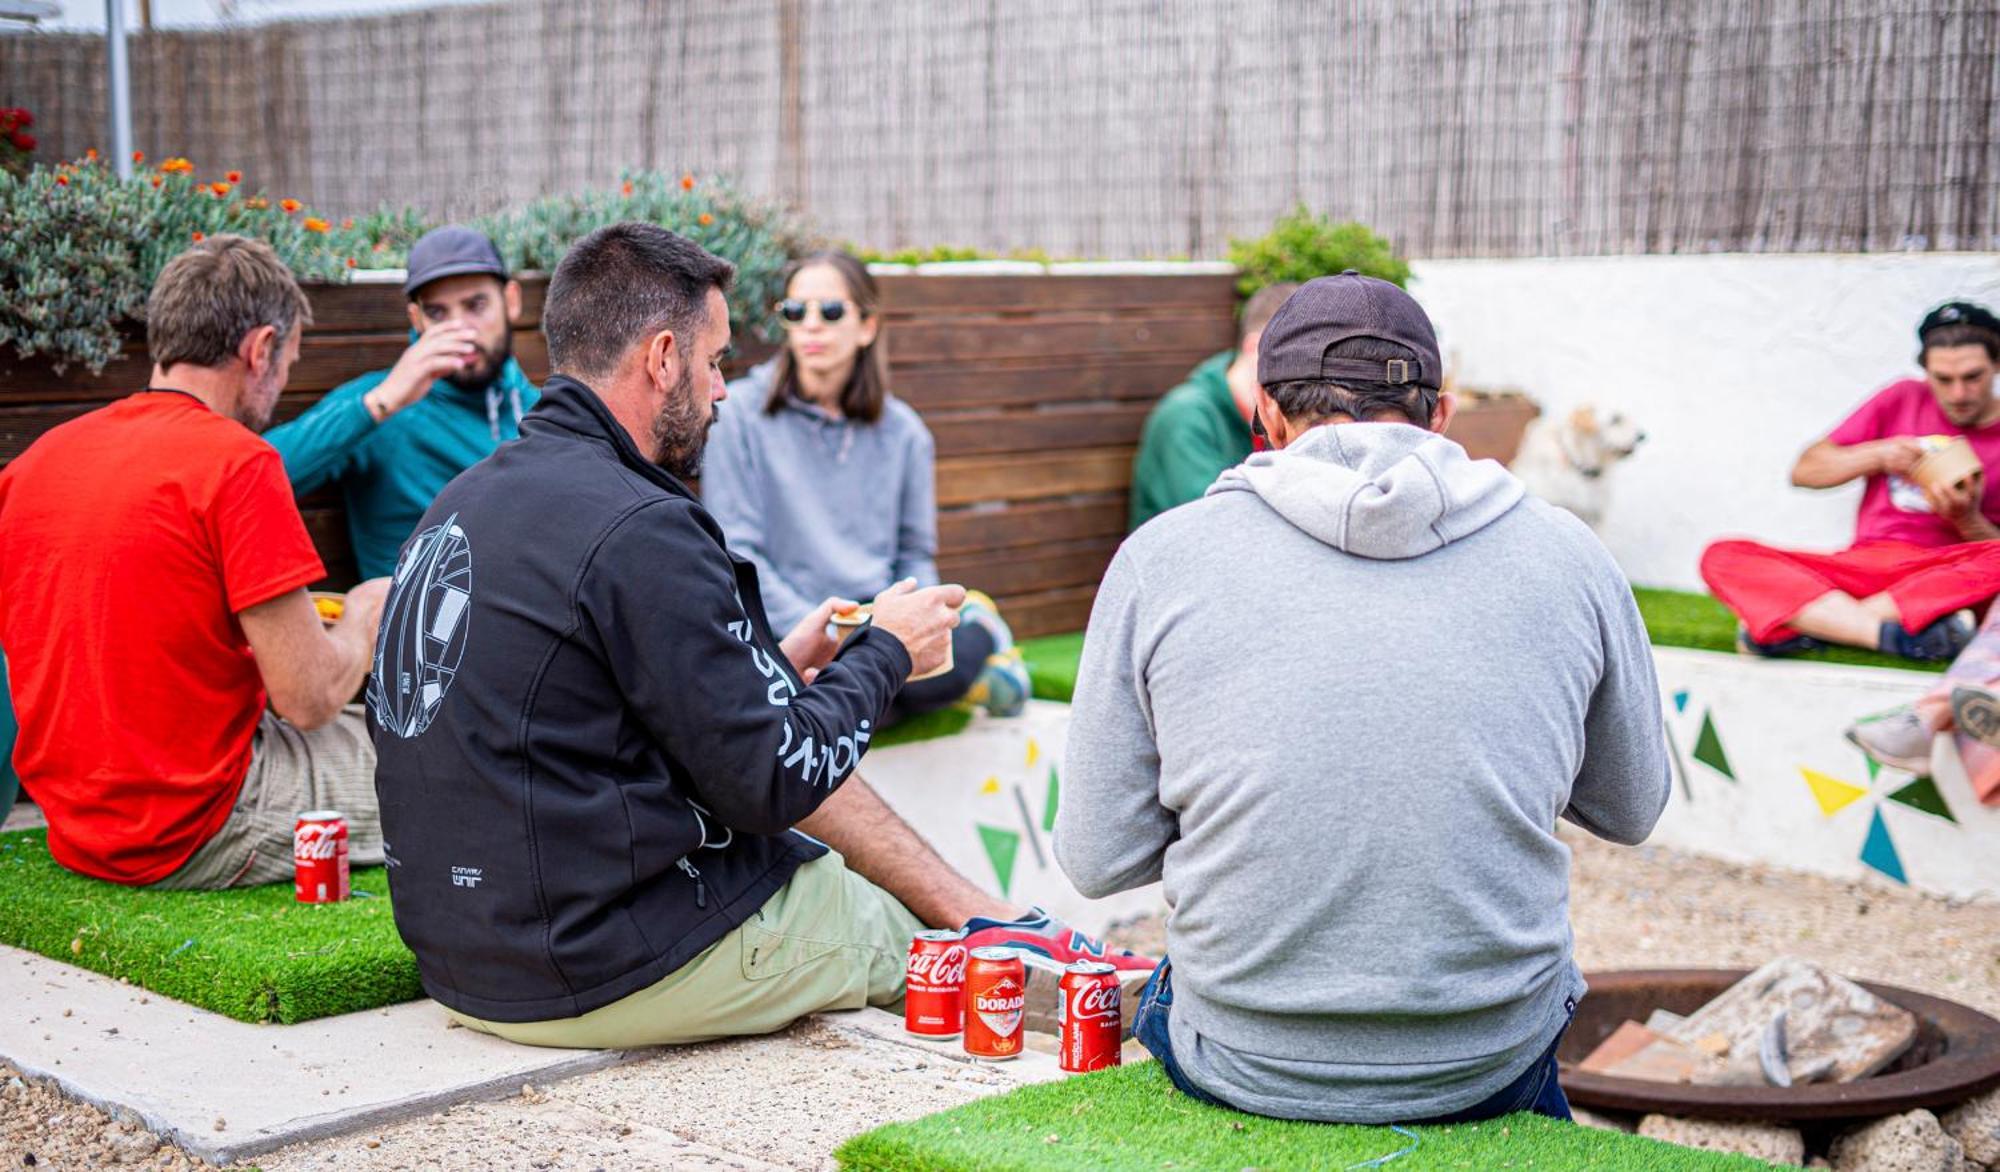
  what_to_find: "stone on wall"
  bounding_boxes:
[1941,1087,2000,1168]
[1831,1110,1967,1172]
[1638,1115,1806,1165]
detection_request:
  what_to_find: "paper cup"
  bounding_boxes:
[309,590,347,628]
[831,603,952,681]
[1912,435,1982,493]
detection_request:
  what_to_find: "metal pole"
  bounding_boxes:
[106,0,132,179]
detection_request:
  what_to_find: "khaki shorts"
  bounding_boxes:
[449,849,924,1049]
[151,705,380,890]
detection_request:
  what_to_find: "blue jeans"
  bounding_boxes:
[1130,958,1574,1125]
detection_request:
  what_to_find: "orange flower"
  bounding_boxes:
[680,173,695,190]
[132,150,144,164]
[209,181,232,196]
[85,148,98,161]
[225,170,241,183]
[159,156,193,174]
[346,257,358,268]
[341,218,353,229]
[621,180,634,196]
[192,231,204,242]
[302,217,330,233]
[150,175,162,188]
[698,212,713,226]
[244,196,269,210]
[54,173,68,186]
[280,198,302,214]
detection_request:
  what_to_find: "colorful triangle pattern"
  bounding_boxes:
[1673,690,1689,714]
[1042,765,1060,832]
[1692,713,1735,780]
[1887,776,1956,823]
[1800,767,1869,817]
[1864,755,1881,782]
[977,823,1020,897]
[1859,807,1907,884]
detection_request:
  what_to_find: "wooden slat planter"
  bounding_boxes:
[0,271,1537,640]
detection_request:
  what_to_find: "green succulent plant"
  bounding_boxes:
[1227,205,1410,298]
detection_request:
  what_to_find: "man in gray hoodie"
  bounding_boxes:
[1056,273,1670,1125]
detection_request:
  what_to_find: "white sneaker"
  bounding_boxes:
[1843,706,1931,774]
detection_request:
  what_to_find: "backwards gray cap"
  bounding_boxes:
[403,225,508,298]
[1256,270,1442,390]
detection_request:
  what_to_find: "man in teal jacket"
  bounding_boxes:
[1128,283,1297,531]
[267,227,538,578]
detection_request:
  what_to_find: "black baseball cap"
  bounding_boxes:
[403,225,508,298]
[1919,300,2000,345]
[1257,270,1442,390]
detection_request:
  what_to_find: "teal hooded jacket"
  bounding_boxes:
[266,356,538,580]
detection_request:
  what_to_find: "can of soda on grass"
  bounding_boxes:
[293,810,350,903]
[1057,961,1122,1073]
[904,930,969,1038]
[963,947,1027,1061]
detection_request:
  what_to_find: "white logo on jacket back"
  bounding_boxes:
[370,514,473,739]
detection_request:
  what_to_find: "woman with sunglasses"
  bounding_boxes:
[703,251,1031,723]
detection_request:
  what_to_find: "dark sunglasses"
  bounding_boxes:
[776,298,852,325]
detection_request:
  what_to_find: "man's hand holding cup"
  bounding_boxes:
[868,579,966,681]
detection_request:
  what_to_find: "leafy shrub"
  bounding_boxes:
[478,170,817,343]
[1227,205,1409,297]
[0,155,382,373]
[0,107,34,178]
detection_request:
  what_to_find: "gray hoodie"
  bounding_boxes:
[1056,422,1669,1122]
[702,360,940,632]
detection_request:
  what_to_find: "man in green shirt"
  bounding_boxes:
[266,227,539,579]
[1129,283,1297,531]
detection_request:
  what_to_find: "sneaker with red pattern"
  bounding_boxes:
[961,906,1156,974]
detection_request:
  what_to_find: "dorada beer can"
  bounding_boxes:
[904,929,968,1038]
[963,946,1027,1061]
[293,810,350,904]
[1057,961,1122,1073]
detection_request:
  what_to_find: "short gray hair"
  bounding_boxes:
[146,235,312,371]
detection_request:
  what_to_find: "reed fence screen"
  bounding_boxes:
[5,0,1998,257]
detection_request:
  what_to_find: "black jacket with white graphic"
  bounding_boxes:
[368,374,911,1023]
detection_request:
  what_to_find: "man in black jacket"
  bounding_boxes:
[370,223,1150,1048]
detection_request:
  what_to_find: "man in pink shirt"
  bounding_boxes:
[1702,301,2000,660]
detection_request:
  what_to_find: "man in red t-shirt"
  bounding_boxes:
[0,236,391,888]
[1701,301,2000,661]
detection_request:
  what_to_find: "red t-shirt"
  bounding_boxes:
[1826,378,2000,548]
[0,392,324,884]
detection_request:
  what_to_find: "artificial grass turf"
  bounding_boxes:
[835,1059,1765,1172]
[0,828,419,1023]
[1020,632,1086,704]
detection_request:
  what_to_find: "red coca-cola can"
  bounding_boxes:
[904,930,968,1038]
[293,810,350,904]
[963,947,1027,1061]
[1057,961,1122,1073]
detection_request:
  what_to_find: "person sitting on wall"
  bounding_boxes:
[370,224,1152,1051]
[701,250,1032,724]
[265,226,539,579]
[1057,273,1670,1124]
[0,236,391,889]
[1700,301,2000,662]
[1127,282,1298,530]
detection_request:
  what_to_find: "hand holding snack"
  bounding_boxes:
[781,595,862,684]
[868,579,965,681]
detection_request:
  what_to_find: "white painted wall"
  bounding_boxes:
[1411,253,2000,591]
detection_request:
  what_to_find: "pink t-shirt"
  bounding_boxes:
[1827,378,2000,548]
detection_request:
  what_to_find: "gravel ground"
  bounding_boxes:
[5,830,1997,1169]
[1106,828,2000,1016]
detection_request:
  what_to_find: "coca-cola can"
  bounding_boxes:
[1057,961,1122,1073]
[904,930,968,1038]
[293,810,350,904]
[963,947,1027,1061]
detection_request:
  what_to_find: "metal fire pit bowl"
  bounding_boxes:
[1561,969,2000,1122]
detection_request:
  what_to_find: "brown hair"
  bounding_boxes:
[1239,282,1299,349]
[765,251,889,423]
[146,235,312,371]
[545,222,735,380]
[1266,337,1436,428]
[1920,323,2000,367]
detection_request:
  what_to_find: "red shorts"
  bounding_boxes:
[1699,538,2000,642]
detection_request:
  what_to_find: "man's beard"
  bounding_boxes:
[443,328,514,394]
[237,366,284,432]
[650,362,716,480]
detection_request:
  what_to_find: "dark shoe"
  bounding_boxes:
[1951,684,2000,748]
[1879,610,1975,662]
[1735,625,1823,658]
